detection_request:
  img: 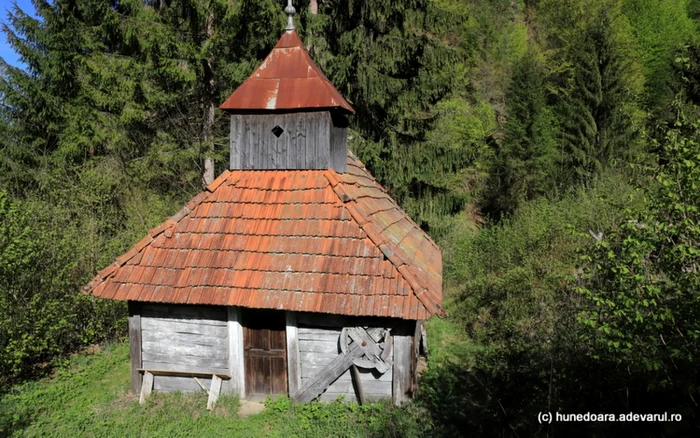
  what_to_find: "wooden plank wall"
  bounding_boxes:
[230,111,346,172]
[140,303,232,393]
[297,325,393,402]
[128,301,142,395]
[392,334,412,406]
[330,112,348,173]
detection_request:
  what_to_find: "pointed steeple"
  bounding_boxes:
[219,29,353,113]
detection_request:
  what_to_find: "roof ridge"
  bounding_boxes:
[83,170,233,293]
[323,170,444,316]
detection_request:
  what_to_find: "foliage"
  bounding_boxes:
[0,191,126,387]
[446,171,639,352]
[623,0,697,112]
[578,116,700,399]
[540,0,643,184]
[421,171,697,437]
[481,46,559,218]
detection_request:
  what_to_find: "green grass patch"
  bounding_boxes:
[0,342,428,437]
[424,317,483,367]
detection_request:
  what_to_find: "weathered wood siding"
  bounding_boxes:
[140,303,233,393]
[230,111,346,172]
[298,326,393,402]
[228,307,245,397]
[330,113,348,173]
[392,334,412,406]
[128,301,142,395]
[286,312,302,395]
[134,304,418,402]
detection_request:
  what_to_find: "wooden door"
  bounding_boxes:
[243,309,287,396]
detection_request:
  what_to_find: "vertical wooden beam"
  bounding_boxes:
[350,364,365,405]
[297,115,306,168]
[207,374,223,410]
[392,334,412,406]
[128,301,142,396]
[285,311,302,396]
[230,115,242,170]
[317,112,331,169]
[139,371,153,405]
[413,320,423,393]
[227,306,245,398]
[330,112,348,173]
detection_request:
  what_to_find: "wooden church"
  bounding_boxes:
[84,3,443,409]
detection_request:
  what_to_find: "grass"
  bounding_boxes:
[0,342,430,437]
[424,317,483,367]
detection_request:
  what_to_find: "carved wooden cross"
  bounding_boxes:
[293,327,392,403]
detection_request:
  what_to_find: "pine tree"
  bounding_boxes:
[541,0,640,184]
[0,0,283,195]
[482,47,558,218]
[566,8,635,181]
[316,0,477,234]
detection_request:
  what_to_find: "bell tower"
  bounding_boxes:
[219,1,354,173]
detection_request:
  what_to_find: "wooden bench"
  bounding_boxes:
[138,368,231,410]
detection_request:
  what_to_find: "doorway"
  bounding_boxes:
[242,309,287,397]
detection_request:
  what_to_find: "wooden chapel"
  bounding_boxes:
[84,1,443,409]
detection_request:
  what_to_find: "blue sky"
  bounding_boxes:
[0,0,37,68]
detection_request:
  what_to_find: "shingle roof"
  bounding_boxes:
[219,30,354,114]
[85,153,442,320]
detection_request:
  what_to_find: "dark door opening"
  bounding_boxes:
[242,309,287,397]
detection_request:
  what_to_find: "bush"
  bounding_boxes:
[444,170,638,352]
[0,191,125,387]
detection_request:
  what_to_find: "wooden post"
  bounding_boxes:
[392,334,411,406]
[227,306,245,398]
[413,321,423,393]
[207,374,223,410]
[139,371,154,405]
[286,312,302,396]
[128,301,142,396]
[350,365,365,405]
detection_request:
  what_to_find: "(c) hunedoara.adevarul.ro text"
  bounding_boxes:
[538,412,683,424]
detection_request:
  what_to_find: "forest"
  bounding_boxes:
[0,0,699,436]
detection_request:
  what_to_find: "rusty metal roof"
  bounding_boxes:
[219,30,354,114]
[85,153,442,320]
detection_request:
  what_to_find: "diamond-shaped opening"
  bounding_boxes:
[271,125,284,138]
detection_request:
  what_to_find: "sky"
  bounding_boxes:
[0,0,37,69]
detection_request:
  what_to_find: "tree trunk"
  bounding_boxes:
[202,9,216,187]
[307,0,318,53]
[202,100,215,186]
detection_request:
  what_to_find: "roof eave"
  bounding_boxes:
[218,106,355,115]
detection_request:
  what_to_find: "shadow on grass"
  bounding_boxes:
[418,349,699,437]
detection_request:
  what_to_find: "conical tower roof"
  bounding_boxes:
[220,30,354,113]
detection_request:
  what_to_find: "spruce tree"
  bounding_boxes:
[316,0,477,233]
[482,47,558,218]
[541,0,640,184]
[0,0,282,194]
[564,8,635,181]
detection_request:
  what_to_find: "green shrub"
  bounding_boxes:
[0,191,126,387]
[444,170,638,352]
